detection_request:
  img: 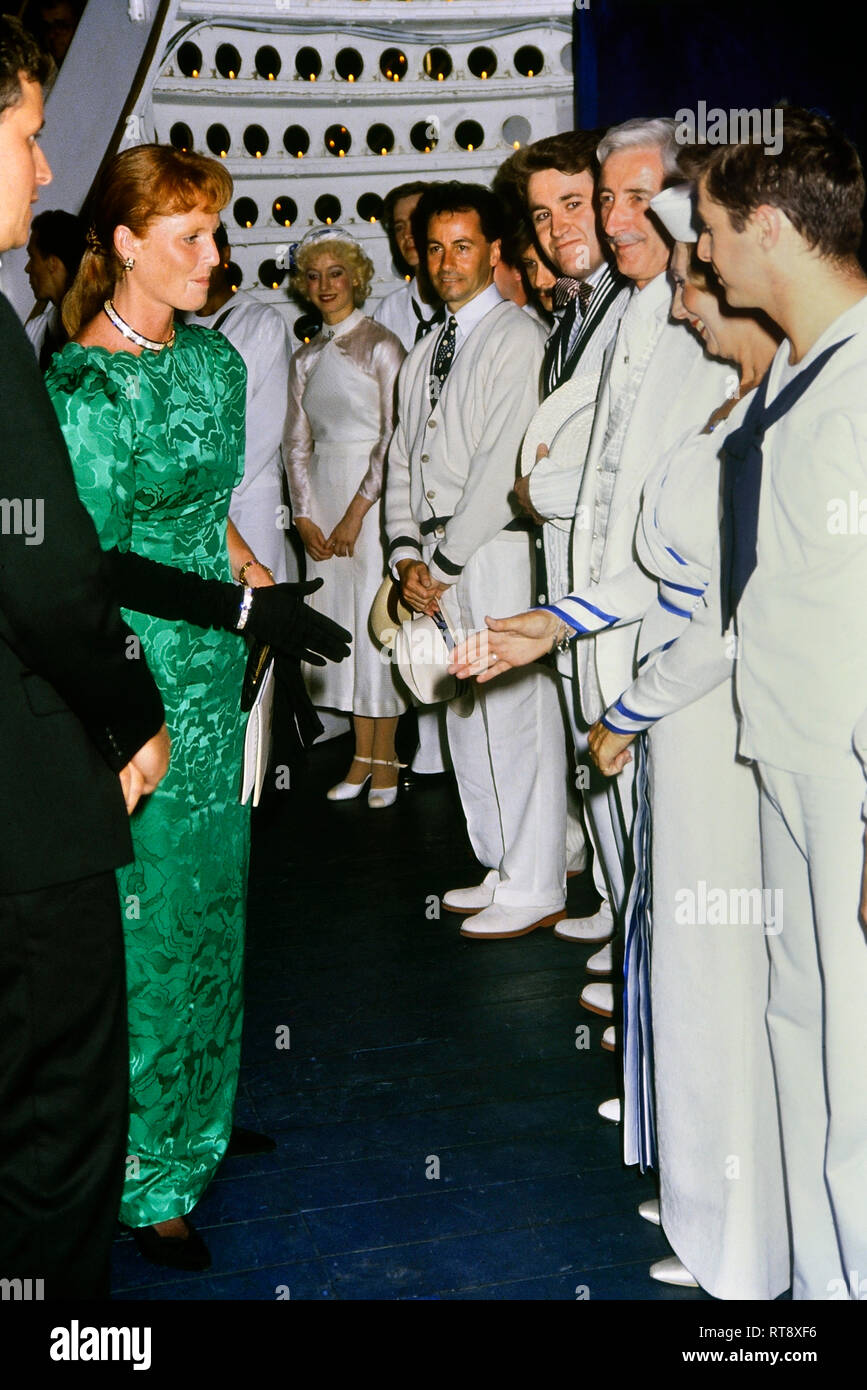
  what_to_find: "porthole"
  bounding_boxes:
[356,192,384,223]
[296,46,321,81]
[324,124,351,157]
[336,47,363,81]
[514,45,544,78]
[215,43,241,79]
[176,42,201,78]
[560,42,573,74]
[379,48,407,82]
[314,194,341,225]
[206,123,231,158]
[272,196,297,227]
[283,125,309,158]
[367,123,394,155]
[243,124,269,158]
[169,122,193,152]
[258,259,286,290]
[410,120,438,154]
[233,197,258,228]
[468,46,497,79]
[423,47,452,81]
[502,115,532,149]
[455,120,484,152]
[294,312,322,343]
[255,45,281,80]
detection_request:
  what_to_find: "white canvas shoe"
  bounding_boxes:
[587,943,613,976]
[650,1256,699,1288]
[601,1025,616,1052]
[638,1199,660,1225]
[597,1097,621,1123]
[459,902,566,940]
[442,869,499,915]
[580,981,614,1017]
[554,900,615,944]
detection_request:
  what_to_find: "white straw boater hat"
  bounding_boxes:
[649,183,699,243]
[369,574,413,649]
[392,608,462,706]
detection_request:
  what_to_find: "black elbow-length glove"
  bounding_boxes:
[104,548,352,667]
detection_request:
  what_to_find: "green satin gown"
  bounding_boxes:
[47,324,250,1227]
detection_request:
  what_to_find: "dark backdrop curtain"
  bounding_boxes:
[573,0,865,168]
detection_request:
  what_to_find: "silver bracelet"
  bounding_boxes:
[550,619,572,655]
[236,585,254,632]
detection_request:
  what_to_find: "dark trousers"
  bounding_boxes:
[0,871,128,1298]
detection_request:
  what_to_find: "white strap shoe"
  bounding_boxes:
[327,757,372,801]
[368,758,405,810]
[597,1097,621,1123]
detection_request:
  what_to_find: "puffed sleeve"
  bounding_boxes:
[46,351,138,552]
[355,325,406,503]
[283,345,315,520]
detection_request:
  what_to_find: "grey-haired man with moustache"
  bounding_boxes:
[451,120,730,1173]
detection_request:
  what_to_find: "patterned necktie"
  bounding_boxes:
[430,315,457,408]
[719,335,853,631]
[553,276,581,310]
[412,298,445,344]
[578,280,594,317]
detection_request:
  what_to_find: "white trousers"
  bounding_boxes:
[758,759,867,1300]
[560,670,631,917]
[439,532,566,910]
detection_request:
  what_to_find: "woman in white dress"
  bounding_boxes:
[285,228,406,807]
[450,186,791,1299]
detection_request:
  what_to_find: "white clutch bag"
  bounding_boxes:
[240,650,276,806]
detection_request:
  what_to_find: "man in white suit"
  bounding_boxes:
[688,110,867,1300]
[385,182,567,939]
[450,120,729,1022]
[513,130,632,951]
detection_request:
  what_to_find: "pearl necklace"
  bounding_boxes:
[103,299,176,353]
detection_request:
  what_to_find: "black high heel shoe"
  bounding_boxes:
[132,1218,211,1271]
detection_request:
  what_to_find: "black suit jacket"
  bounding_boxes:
[0,292,164,894]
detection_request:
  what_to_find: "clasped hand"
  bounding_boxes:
[396,559,448,617]
[587,720,635,777]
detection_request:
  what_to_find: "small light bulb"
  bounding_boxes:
[228,70,235,79]
[339,150,345,157]
[268,73,274,81]
[527,70,534,78]
[481,71,488,79]
[513,141,520,149]
[245,220,252,228]
[381,147,387,155]
[220,149,227,158]
[191,69,199,78]
[348,74,354,82]
[326,217,332,225]
[370,216,376,223]
[437,73,443,81]
[467,144,474,152]
[284,220,291,227]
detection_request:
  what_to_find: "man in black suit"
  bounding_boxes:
[0,18,169,1298]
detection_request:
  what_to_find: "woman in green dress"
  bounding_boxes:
[46,145,274,1271]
